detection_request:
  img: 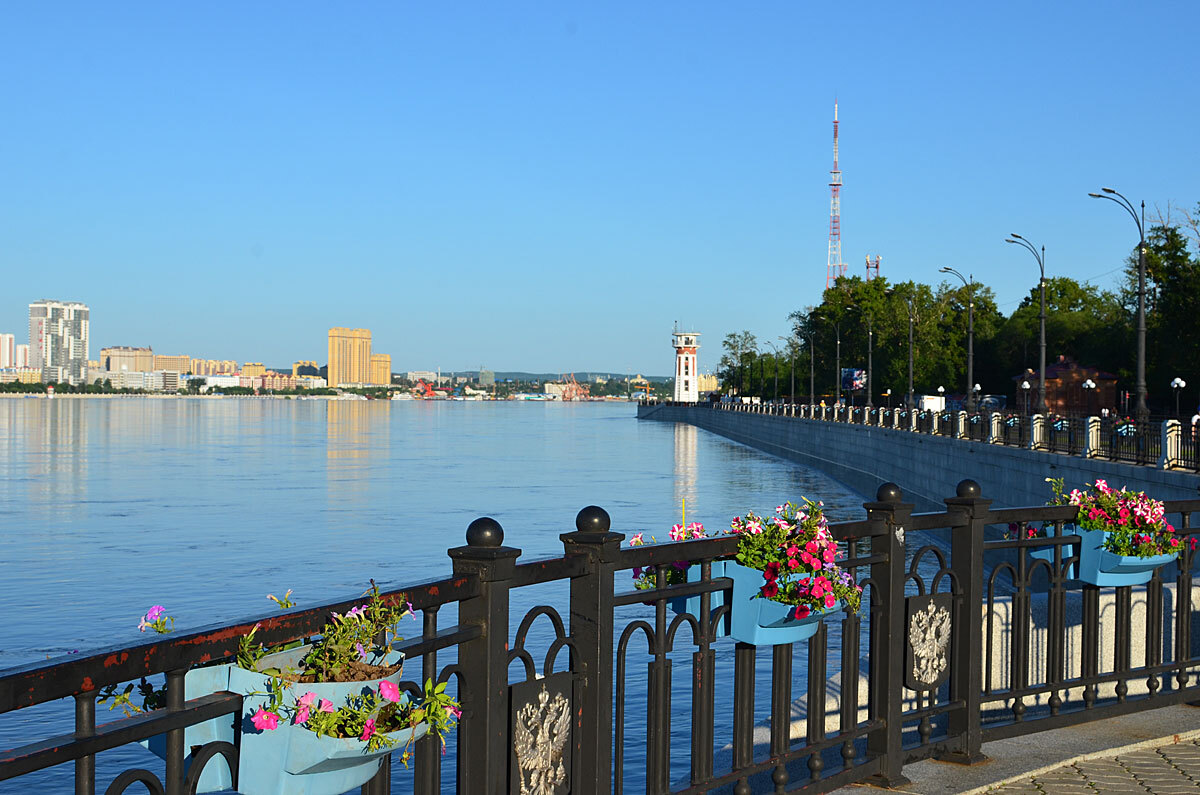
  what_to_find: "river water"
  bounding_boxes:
[0,397,871,793]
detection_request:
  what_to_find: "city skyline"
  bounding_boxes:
[2,3,1199,375]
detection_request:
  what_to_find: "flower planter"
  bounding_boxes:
[1028,541,1080,580]
[666,560,730,638]
[1029,526,1176,587]
[725,561,841,646]
[144,645,421,795]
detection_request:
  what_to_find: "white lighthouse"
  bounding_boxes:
[672,326,700,403]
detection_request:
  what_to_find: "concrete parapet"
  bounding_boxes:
[1162,420,1182,470]
[638,404,1200,509]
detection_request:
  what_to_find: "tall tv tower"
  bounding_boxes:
[826,102,846,289]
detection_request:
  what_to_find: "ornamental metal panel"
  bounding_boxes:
[905,593,953,691]
[510,671,573,795]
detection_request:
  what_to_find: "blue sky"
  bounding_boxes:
[2,2,1197,375]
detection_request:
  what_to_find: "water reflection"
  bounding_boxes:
[672,422,698,525]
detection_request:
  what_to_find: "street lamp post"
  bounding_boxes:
[1172,377,1187,418]
[809,334,815,406]
[1089,187,1148,423]
[1083,378,1097,415]
[779,336,795,404]
[973,383,982,412]
[906,296,915,410]
[939,267,976,411]
[1005,234,1048,414]
[1021,379,1031,415]
[866,316,874,409]
[766,341,781,403]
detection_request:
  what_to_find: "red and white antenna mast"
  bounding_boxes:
[826,101,846,289]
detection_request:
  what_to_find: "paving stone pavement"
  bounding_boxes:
[984,739,1200,794]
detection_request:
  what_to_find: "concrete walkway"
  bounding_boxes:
[832,705,1200,795]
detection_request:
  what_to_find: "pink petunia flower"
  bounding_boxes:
[318,699,335,713]
[379,680,400,703]
[251,708,280,731]
[360,719,376,741]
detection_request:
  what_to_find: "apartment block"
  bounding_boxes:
[153,354,191,373]
[369,354,392,386]
[102,347,154,373]
[293,360,319,377]
[327,328,371,387]
[190,359,238,376]
[29,300,90,385]
[15,344,30,368]
[0,334,14,368]
[241,362,267,378]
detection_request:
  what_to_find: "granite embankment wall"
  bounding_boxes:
[638,404,1200,510]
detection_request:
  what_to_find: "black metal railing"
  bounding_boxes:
[680,401,1192,472]
[4,483,1200,795]
[1183,425,1199,473]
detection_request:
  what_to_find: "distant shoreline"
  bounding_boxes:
[0,392,637,402]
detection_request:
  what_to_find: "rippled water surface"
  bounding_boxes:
[0,397,870,793]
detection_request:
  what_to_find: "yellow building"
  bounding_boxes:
[153,354,191,372]
[328,328,371,387]
[242,362,267,378]
[696,373,720,393]
[369,354,392,386]
[101,346,154,373]
[292,360,319,377]
[191,359,238,376]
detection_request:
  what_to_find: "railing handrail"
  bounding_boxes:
[0,572,478,712]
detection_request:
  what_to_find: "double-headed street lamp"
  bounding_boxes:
[1089,187,1148,423]
[939,267,976,411]
[1172,377,1187,418]
[765,341,781,402]
[1005,234,1048,414]
[1083,378,1097,415]
[905,295,915,410]
[779,336,796,404]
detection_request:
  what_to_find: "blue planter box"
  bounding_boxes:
[666,560,730,638]
[143,645,423,795]
[1028,543,1080,580]
[725,561,841,646]
[1030,526,1177,587]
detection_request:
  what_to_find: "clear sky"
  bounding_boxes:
[2,2,1197,376]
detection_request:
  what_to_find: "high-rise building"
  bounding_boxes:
[190,359,238,376]
[153,354,191,372]
[242,362,266,378]
[0,334,14,368]
[327,328,371,387]
[29,300,90,385]
[293,360,319,377]
[369,354,392,386]
[15,344,30,368]
[102,346,154,373]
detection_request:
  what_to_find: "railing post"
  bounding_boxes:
[865,482,912,788]
[988,412,1002,443]
[931,411,940,435]
[939,479,991,764]
[908,410,918,432]
[1029,414,1045,450]
[955,410,967,439]
[448,517,521,795]
[1082,416,1101,458]
[1161,420,1181,469]
[561,506,623,795]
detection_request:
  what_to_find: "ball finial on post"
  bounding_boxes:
[956,479,981,499]
[466,517,504,547]
[876,482,903,503]
[575,505,611,534]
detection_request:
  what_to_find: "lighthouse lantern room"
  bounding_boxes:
[672,326,700,403]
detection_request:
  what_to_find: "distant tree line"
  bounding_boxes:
[717,203,1200,412]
